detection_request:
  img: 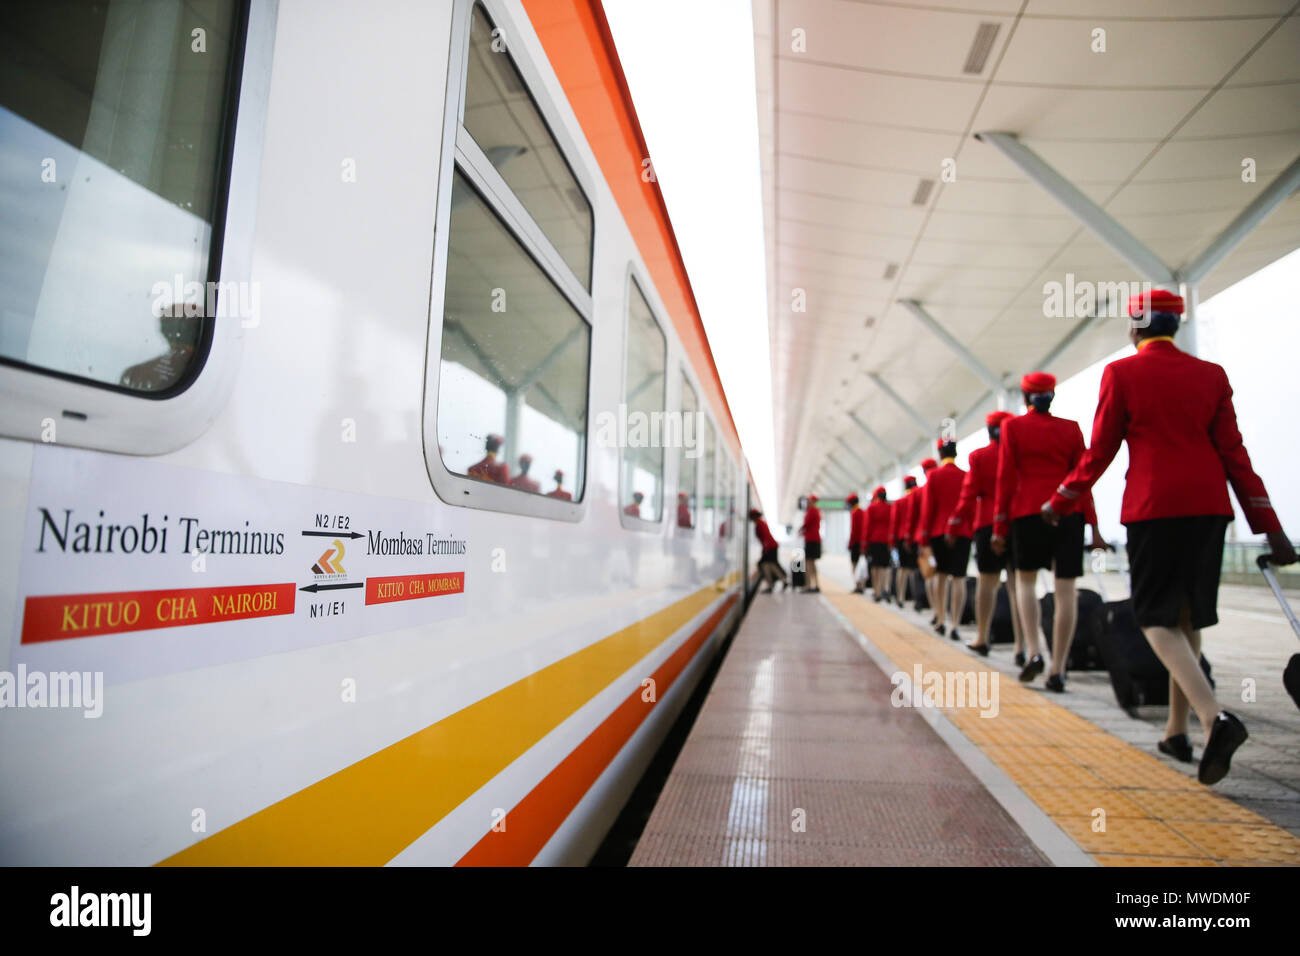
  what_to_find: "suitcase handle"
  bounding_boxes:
[1257,553,1300,642]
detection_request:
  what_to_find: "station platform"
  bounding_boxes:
[630,570,1300,867]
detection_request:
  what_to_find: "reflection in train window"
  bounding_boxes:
[720,456,734,540]
[700,419,715,536]
[675,375,698,532]
[621,278,666,523]
[437,171,590,499]
[0,0,242,393]
[463,3,593,289]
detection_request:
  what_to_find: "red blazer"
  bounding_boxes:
[801,505,822,543]
[951,442,998,532]
[910,484,928,544]
[754,518,778,551]
[468,456,509,484]
[995,410,1096,537]
[848,506,865,548]
[892,490,915,542]
[920,461,969,541]
[864,499,892,544]
[1050,339,1280,532]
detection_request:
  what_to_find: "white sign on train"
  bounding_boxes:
[11,445,469,685]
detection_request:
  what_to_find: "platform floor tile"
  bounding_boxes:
[823,585,1300,867]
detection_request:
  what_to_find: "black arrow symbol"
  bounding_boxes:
[299,582,365,593]
[301,530,364,538]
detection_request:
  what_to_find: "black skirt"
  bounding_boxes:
[1010,512,1084,578]
[1126,515,1229,630]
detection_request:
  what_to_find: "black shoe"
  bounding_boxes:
[934,623,946,636]
[1199,712,1248,785]
[1158,734,1193,764]
[1045,673,1066,693]
[807,587,821,593]
[1018,655,1044,683]
[930,615,939,627]
[966,641,990,657]
[1014,651,1026,668]
[949,628,961,642]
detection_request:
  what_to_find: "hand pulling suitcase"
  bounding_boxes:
[1257,554,1300,709]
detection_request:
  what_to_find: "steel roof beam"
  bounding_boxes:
[899,299,1009,395]
[868,372,934,439]
[834,436,873,478]
[974,131,1177,287]
[826,453,860,489]
[847,410,900,462]
[1181,152,1300,286]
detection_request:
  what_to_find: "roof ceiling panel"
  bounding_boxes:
[995,18,1272,88]
[776,0,1014,79]
[778,57,983,130]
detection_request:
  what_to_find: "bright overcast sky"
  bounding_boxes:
[602,0,779,517]
[604,0,1300,544]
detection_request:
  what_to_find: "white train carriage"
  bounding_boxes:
[0,0,750,865]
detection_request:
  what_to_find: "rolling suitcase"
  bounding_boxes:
[961,575,976,625]
[989,582,1016,644]
[791,566,807,590]
[1257,554,1300,710]
[1038,589,1106,671]
[1091,573,1213,716]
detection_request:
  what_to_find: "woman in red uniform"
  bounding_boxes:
[919,441,970,640]
[801,494,822,593]
[992,372,1106,689]
[864,487,892,602]
[892,475,920,606]
[1046,290,1296,784]
[750,508,787,592]
[912,458,939,621]
[846,494,865,591]
[949,411,1024,658]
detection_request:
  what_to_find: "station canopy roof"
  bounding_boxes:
[751,0,1300,516]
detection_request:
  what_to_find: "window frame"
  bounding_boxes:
[618,266,668,533]
[0,0,273,454]
[673,363,703,538]
[421,0,600,522]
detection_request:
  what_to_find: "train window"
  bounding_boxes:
[700,420,716,536]
[675,374,698,533]
[620,277,666,525]
[462,3,593,290]
[0,0,242,394]
[435,170,590,499]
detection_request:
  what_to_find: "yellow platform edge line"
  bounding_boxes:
[824,585,1300,867]
[160,580,734,866]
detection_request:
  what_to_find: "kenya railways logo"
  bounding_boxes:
[311,539,348,580]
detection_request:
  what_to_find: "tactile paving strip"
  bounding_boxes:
[824,586,1300,867]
